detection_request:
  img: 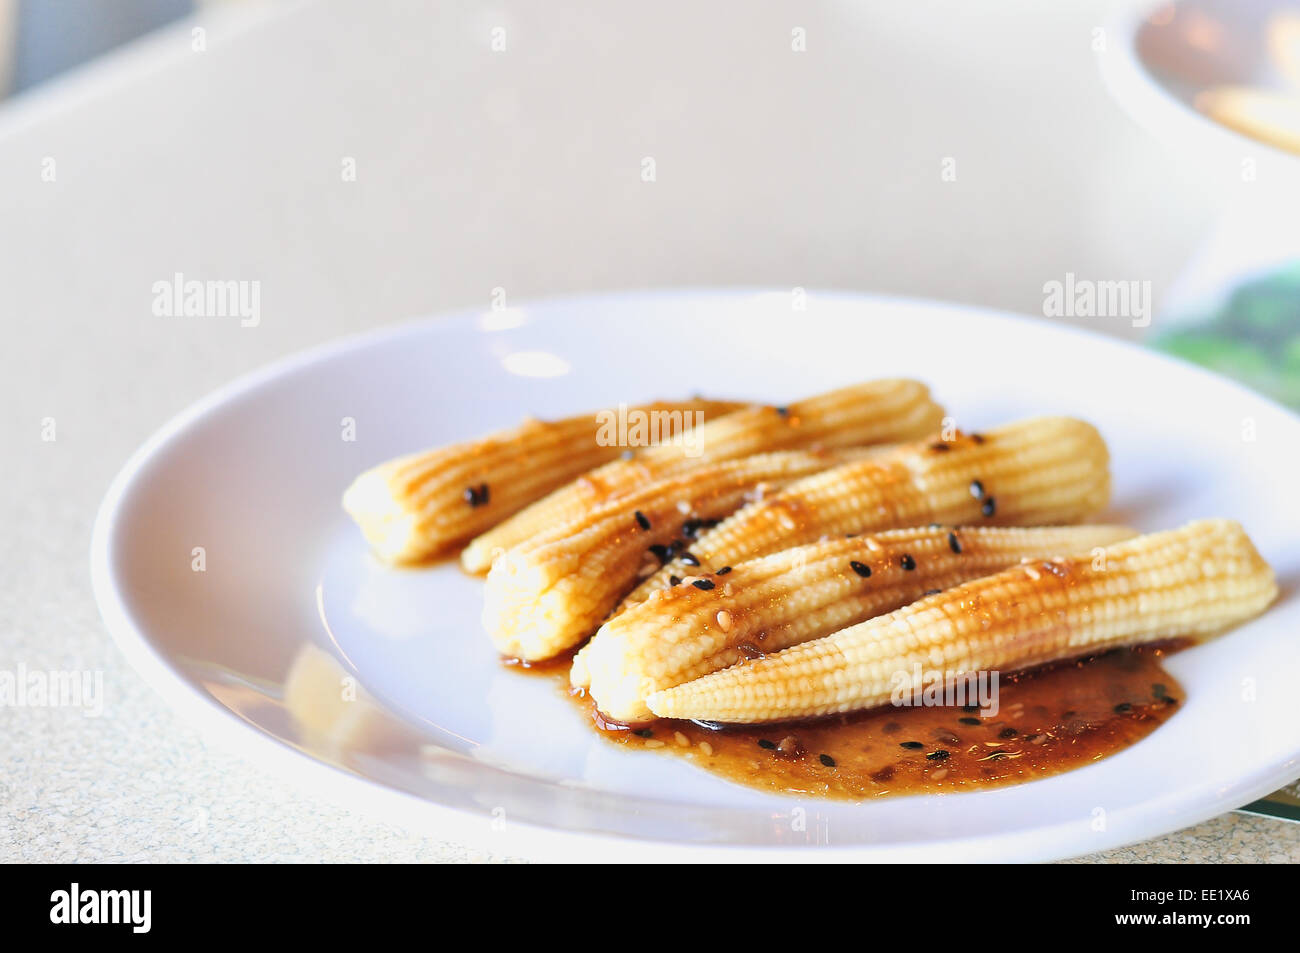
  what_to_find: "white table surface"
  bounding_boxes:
[2,0,1296,863]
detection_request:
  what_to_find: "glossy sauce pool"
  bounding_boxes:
[506,641,1187,800]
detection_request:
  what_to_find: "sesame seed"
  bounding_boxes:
[929,442,950,452]
[679,552,700,567]
[958,716,981,726]
[1113,702,1132,713]
[900,553,917,571]
[900,741,924,750]
[464,483,490,507]
[633,728,653,738]
[970,479,984,499]
[819,754,836,767]
[981,497,997,517]
[722,582,735,596]
[674,731,690,748]
[948,531,962,554]
[971,433,986,444]
[929,767,950,780]
[999,727,1018,738]
[923,588,942,596]
[716,566,732,575]
[643,739,665,748]
[648,543,671,563]
[669,575,682,586]
[850,560,872,578]
[699,741,714,756]
[692,579,715,591]
[715,610,733,632]
[757,739,776,749]
[634,510,651,531]
[926,750,951,761]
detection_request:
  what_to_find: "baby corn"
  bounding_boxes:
[647,520,1276,723]
[461,379,944,573]
[343,397,741,563]
[627,416,1110,603]
[578,524,1136,722]
[483,449,860,661]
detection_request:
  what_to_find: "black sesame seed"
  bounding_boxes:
[900,741,925,750]
[970,433,986,444]
[961,704,980,712]
[1152,682,1168,698]
[775,406,789,417]
[929,442,951,452]
[926,750,951,761]
[648,544,671,562]
[900,553,917,571]
[757,739,776,750]
[634,510,651,531]
[681,519,701,538]
[1163,695,1179,706]
[692,579,715,591]
[923,588,942,596]
[970,479,984,499]
[849,560,872,578]
[669,575,682,586]
[958,716,981,726]
[948,531,962,554]
[679,552,700,567]
[1113,702,1132,713]
[464,483,490,507]
[819,754,837,768]
[998,727,1018,739]
[981,497,996,517]
[633,728,653,738]
[716,566,732,575]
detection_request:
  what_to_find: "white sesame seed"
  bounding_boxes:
[716,610,733,632]
[699,741,714,756]
[674,731,690,747]
[643,739,665,748]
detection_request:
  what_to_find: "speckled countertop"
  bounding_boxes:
[2,0,1298,863]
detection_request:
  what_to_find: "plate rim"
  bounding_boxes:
[89,287,1300,862]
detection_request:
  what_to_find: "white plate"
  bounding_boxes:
[91,290,1300,862]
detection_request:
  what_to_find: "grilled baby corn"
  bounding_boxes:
[461,379,944,573]
[577,524,1137,722]
[627,416,1110,604]
[647,520,1276,723]
[483,449,863,660]
[343,397,741,563]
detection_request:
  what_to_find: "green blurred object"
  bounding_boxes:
[1154,264,1300,408]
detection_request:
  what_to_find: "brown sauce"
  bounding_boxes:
[505,641,1188,800]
